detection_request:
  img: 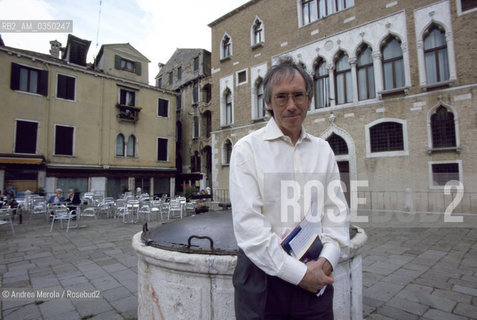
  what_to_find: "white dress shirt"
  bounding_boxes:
[230,118,350,286]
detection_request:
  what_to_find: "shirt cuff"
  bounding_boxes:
[277,255,308,286]
[319,243,341,270]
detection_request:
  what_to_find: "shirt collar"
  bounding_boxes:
[263,117,311,144]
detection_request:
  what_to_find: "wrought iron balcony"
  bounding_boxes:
[116,103,142,122]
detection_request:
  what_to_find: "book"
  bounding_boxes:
[281,220,323,263]
[281,204,327,296]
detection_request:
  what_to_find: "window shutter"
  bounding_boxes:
[38,69,49,96]
[135,61,141,75]
[10,63,20,90]
[114,55,121,70]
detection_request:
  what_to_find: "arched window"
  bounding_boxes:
[191,150,201,172]
[314,58,330,108]
[115,134,125,156]
[335,52,352,104]
[127,135,136,157]
[431,106,456,148]
[223,139,232,165]
[193,116,199,139]
[327,133,348,155]
[256,79,265,118]
[204,111,212,138]
[382,37,405,90]
[222,35,232,59]
[252,19,263,45]
[225,89,232,125]
[357,45,375,100]
[424,24,449,84]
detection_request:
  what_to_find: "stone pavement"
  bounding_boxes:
[0,210,476,320]
[0,213,150,320]
[356,211,477,320]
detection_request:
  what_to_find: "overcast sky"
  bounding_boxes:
[0,0,250,84]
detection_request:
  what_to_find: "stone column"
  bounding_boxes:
[372,51,383,96]
[327,64,336,107]
[149,177,154,198]
[349,56,358,104]
[170,177,175,198]
[445,31,457,81]
[401,41,411,89]
[128,177,135,193]
[37,170,46,192]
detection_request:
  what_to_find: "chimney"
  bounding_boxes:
[49,40,61,58]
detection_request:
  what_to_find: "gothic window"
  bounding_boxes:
[191,151,201,172]
[327,133,348,155]
[382,37,405,90]
[116,134,125,156]
[335,52,352,104]
[256,79,265,118]
[193,116,199,139]
[224,89,232,125]
[431,106,456,148]
[223,139,232,165]
[357,45,375,100]
[253,19,263,45]
[222,35,232,59]
[424,24,449,84]
[314,58,330,108]
[127,135,136,157]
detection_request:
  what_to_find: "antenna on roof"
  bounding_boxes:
[95,0,102,49]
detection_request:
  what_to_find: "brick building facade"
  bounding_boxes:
[208,0,477,213]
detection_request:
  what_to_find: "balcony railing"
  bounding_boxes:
[116,103,142,122]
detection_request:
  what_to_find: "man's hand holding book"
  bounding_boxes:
[299,257,334,294]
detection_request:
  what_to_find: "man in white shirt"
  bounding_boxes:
[230,57,350,319]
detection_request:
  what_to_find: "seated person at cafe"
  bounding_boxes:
[65,188,81,215]
[48,188,65,204]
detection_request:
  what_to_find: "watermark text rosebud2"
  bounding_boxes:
[264,173,467,227]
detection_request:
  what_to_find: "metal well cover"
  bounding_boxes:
[141,211,238,255]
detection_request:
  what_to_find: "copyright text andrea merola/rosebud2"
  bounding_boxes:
[1,288,101,301]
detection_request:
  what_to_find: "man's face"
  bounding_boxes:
[266,70,310,141]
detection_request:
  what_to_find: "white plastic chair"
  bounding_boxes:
[49,204,75,232]
[98,198,115,218]
[123,200,140,223]
[31,197,47,221]
[168,199,183,220]
[185,200,197,216]
[0,208,15,235]
[150,200,163,220]
[138,203,151,222]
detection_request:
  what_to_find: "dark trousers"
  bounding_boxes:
[233,250,334,320]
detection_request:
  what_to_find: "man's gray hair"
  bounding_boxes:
[263,56,314,110]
